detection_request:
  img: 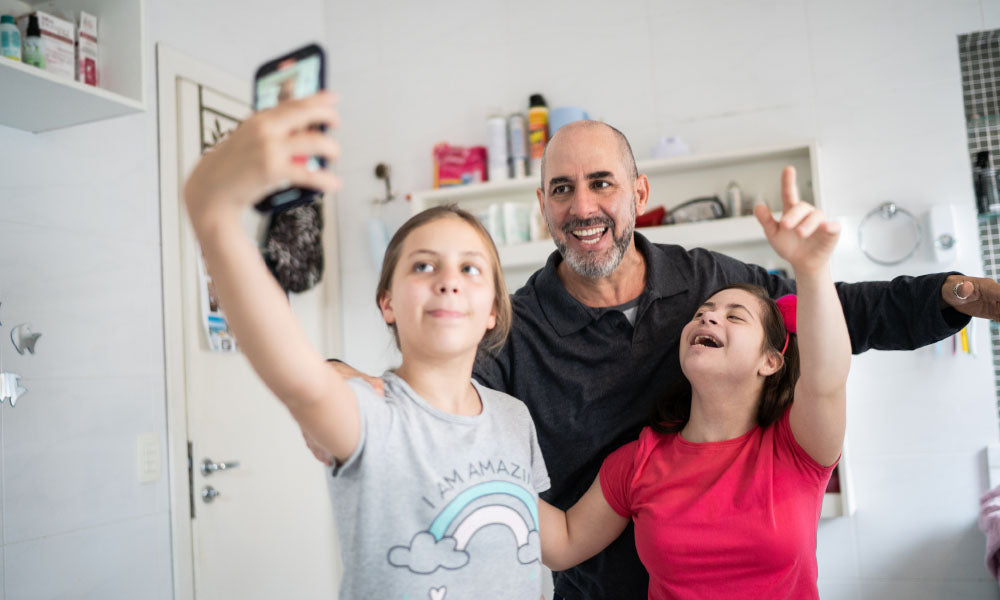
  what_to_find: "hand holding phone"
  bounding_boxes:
[252,43,328,213]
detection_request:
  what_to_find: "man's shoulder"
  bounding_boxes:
[643,238,756,280]
[509,268,549,317]
[645,238,718,265]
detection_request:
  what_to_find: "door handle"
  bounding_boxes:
[201,457,241,476]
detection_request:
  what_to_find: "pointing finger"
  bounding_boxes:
[781,166,799,213]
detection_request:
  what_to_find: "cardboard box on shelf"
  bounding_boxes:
[17,10,75,80]
[76,11,97,86]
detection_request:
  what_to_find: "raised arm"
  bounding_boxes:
[184,92,361,462]
[697,248,970,354]
[755,167,850,466]
[538,476,629,572]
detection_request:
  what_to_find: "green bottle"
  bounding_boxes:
[22,14,45,69]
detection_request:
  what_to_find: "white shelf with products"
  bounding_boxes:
[410,142,822,268]
[410,140,855,518]
[0,0,145,132]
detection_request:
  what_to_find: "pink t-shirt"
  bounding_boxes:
[599,408,837,600]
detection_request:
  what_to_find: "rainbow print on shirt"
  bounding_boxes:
[387,480,541,575]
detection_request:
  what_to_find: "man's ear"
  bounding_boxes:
[759,350,784,377]
[635,174,650,215]
[378,292,395,325]
[537,187,555,239]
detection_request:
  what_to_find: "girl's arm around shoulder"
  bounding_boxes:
[538,476,629,572]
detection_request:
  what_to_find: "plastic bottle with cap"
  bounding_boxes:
[528,94,549,177]
[22,14,44,68]
[0,15,20,61]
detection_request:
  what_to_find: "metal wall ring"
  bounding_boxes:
[857,202,922,266]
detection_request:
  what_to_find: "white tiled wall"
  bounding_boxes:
[0,1,326,598]
[326,0,1000,597]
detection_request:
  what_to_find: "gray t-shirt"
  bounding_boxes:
[328,371,551,599]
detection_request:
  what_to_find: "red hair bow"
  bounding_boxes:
[775,294,797,355]
[775,294,797,334]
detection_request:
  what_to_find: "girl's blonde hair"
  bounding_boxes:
[375,205,512,355]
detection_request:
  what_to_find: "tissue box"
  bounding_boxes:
[432,143,487,189]
[17,10,75,80]
[77,11,98,86]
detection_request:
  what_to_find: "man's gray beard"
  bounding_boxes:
[550,202,636,279]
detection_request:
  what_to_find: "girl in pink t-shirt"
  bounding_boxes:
[538,166,851,600]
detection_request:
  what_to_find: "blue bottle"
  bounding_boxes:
[0,15,20,61]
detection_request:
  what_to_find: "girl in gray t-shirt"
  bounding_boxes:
[184,96,548,599]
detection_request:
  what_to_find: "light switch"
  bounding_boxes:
[137,432,161,484]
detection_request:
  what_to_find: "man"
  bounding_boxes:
[330,121,998,599]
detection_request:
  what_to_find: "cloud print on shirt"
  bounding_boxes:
[388,532,469,574]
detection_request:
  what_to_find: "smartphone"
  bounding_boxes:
[252,43,327,213]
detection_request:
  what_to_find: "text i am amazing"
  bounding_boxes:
[422,459,533,508]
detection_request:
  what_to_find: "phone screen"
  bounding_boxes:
[252,46,325,212]
[255,53,322,110]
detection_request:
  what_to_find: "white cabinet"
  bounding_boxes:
[0,0,145,132]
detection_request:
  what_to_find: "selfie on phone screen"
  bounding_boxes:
[252,44,327,212]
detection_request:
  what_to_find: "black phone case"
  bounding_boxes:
[252,43,327,214]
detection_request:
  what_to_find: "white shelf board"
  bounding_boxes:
[637,142,812,174]
[411,176,538,208]
[0,57,145,132]
[496,216,770,269]
[409,142,814,209]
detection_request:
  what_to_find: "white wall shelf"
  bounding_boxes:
[0,0,146,132]
[411,141,821,268]
[411,142,819,209]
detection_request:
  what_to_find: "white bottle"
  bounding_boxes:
[725,181,743,217]
[0,15,20,61]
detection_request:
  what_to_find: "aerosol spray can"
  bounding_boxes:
[487,114,510,182]
[528,94,549,177]
[508,113,528,179]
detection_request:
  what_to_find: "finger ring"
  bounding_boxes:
[953,281,971,300]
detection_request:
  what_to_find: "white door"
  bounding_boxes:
[158,45,342,600]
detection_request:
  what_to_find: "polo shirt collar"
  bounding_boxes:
[533,232,690,337]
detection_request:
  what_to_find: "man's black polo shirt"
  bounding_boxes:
[473,232,968,600]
